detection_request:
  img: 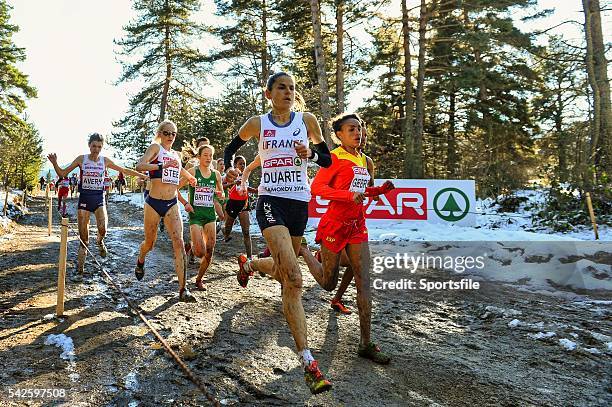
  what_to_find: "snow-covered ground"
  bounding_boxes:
[110,188,610,242]
[0,188,28,231]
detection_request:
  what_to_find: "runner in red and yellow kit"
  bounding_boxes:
[303,113,394,364]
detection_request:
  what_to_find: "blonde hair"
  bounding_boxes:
[153,120,177,143]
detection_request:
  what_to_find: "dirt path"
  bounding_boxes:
[1,195,610,406]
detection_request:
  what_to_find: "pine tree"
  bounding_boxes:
[112,0,209,158]
[0,1,36,134]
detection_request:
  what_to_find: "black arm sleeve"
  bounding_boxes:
[312,141,332,168]
[224,136,247,168]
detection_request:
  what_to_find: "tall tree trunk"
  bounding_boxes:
[309,0,333,145]
[555,82,568,182]
[414,0,428,178]
[583,0,611,175]
[447,86,457,177]
[159,0,171,121]
[261,0,269,113]
[402,0,416,177]
[335,0,345,114]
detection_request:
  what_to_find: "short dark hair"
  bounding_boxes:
[331,113,362,132]
[233,155,246,166]
[88,133,104,145]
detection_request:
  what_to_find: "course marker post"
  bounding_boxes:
[585,192,599,240]
[56,217,68,317]
[47,185,52,236]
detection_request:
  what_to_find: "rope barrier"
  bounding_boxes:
[62,221,220,406]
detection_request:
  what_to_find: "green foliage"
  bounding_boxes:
[111,0,209,159]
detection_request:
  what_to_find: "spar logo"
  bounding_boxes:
[263,129,276,138]
[263,156,299,168]
[433,188,469,221]
[309,188,427,220]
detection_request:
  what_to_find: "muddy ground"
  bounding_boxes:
[0,195,610,406]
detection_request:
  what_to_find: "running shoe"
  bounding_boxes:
[304,360,332,394]
[98,240,108,258]
[134,259,145,281]
[314,249,321,263]
[300,237,308,247]
[237,254,250,288]
[331,299,351,315]
[357,342,391,365]
[179,288,197,303]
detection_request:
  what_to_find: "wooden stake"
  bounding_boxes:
[48,190,53,237]
[585,192,599,240]
[56,217,68,317]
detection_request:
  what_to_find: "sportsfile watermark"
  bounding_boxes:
[369,241,612,293]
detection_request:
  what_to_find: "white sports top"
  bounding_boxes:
[156,144,181,185]
[257,112,310,202]
[80,155,105,192]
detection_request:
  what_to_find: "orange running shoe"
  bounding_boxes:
[304,360,332,394]
[330,299,351,315]
[237,254,251,288]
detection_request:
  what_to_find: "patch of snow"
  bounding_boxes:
[558,338,577,351]
[508,319,520,328]
[44,334,75,361]
[528,332,556,340]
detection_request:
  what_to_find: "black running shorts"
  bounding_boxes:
[256,195,309,237]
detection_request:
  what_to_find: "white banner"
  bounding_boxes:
[308,179,476,226]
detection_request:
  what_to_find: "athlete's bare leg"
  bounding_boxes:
[76,209,90,273]
[346,242,372,345]
[238,210,252,258]
[138,203,160,263]
[250,226,308,351]
[299,245,341,291]
[191,222,216,286]
[163,205,187,291]
[93,205,108,245]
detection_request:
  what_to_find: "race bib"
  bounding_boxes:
[194,186,214,207]
[349,166,370,193]
[82,171,105,190]
[162,161,180,185]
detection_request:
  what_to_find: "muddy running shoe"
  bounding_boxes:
[77,246,86,274]
[134,259,145,281]
[184,242,196,264]
[98,240,108,258]
[216,221,222,235]
[300,237,308,247]
[331,299,351,315]
[358,342,391,365]
[179,287,197,303]
[237,254,251,288]
[304,360,332,394]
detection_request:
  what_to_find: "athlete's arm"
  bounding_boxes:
[47,154,81,178]
[310,155,354,202]
[239,155,260,196]
[178,167,195,189]
[214,170,224,198]
[366,155,375,187]
[104,157,146,179]
[303,112,332,168]
[180,166,197,186]
[224,116,260,170]
[135,144,161,172]
[365,180,395,197]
